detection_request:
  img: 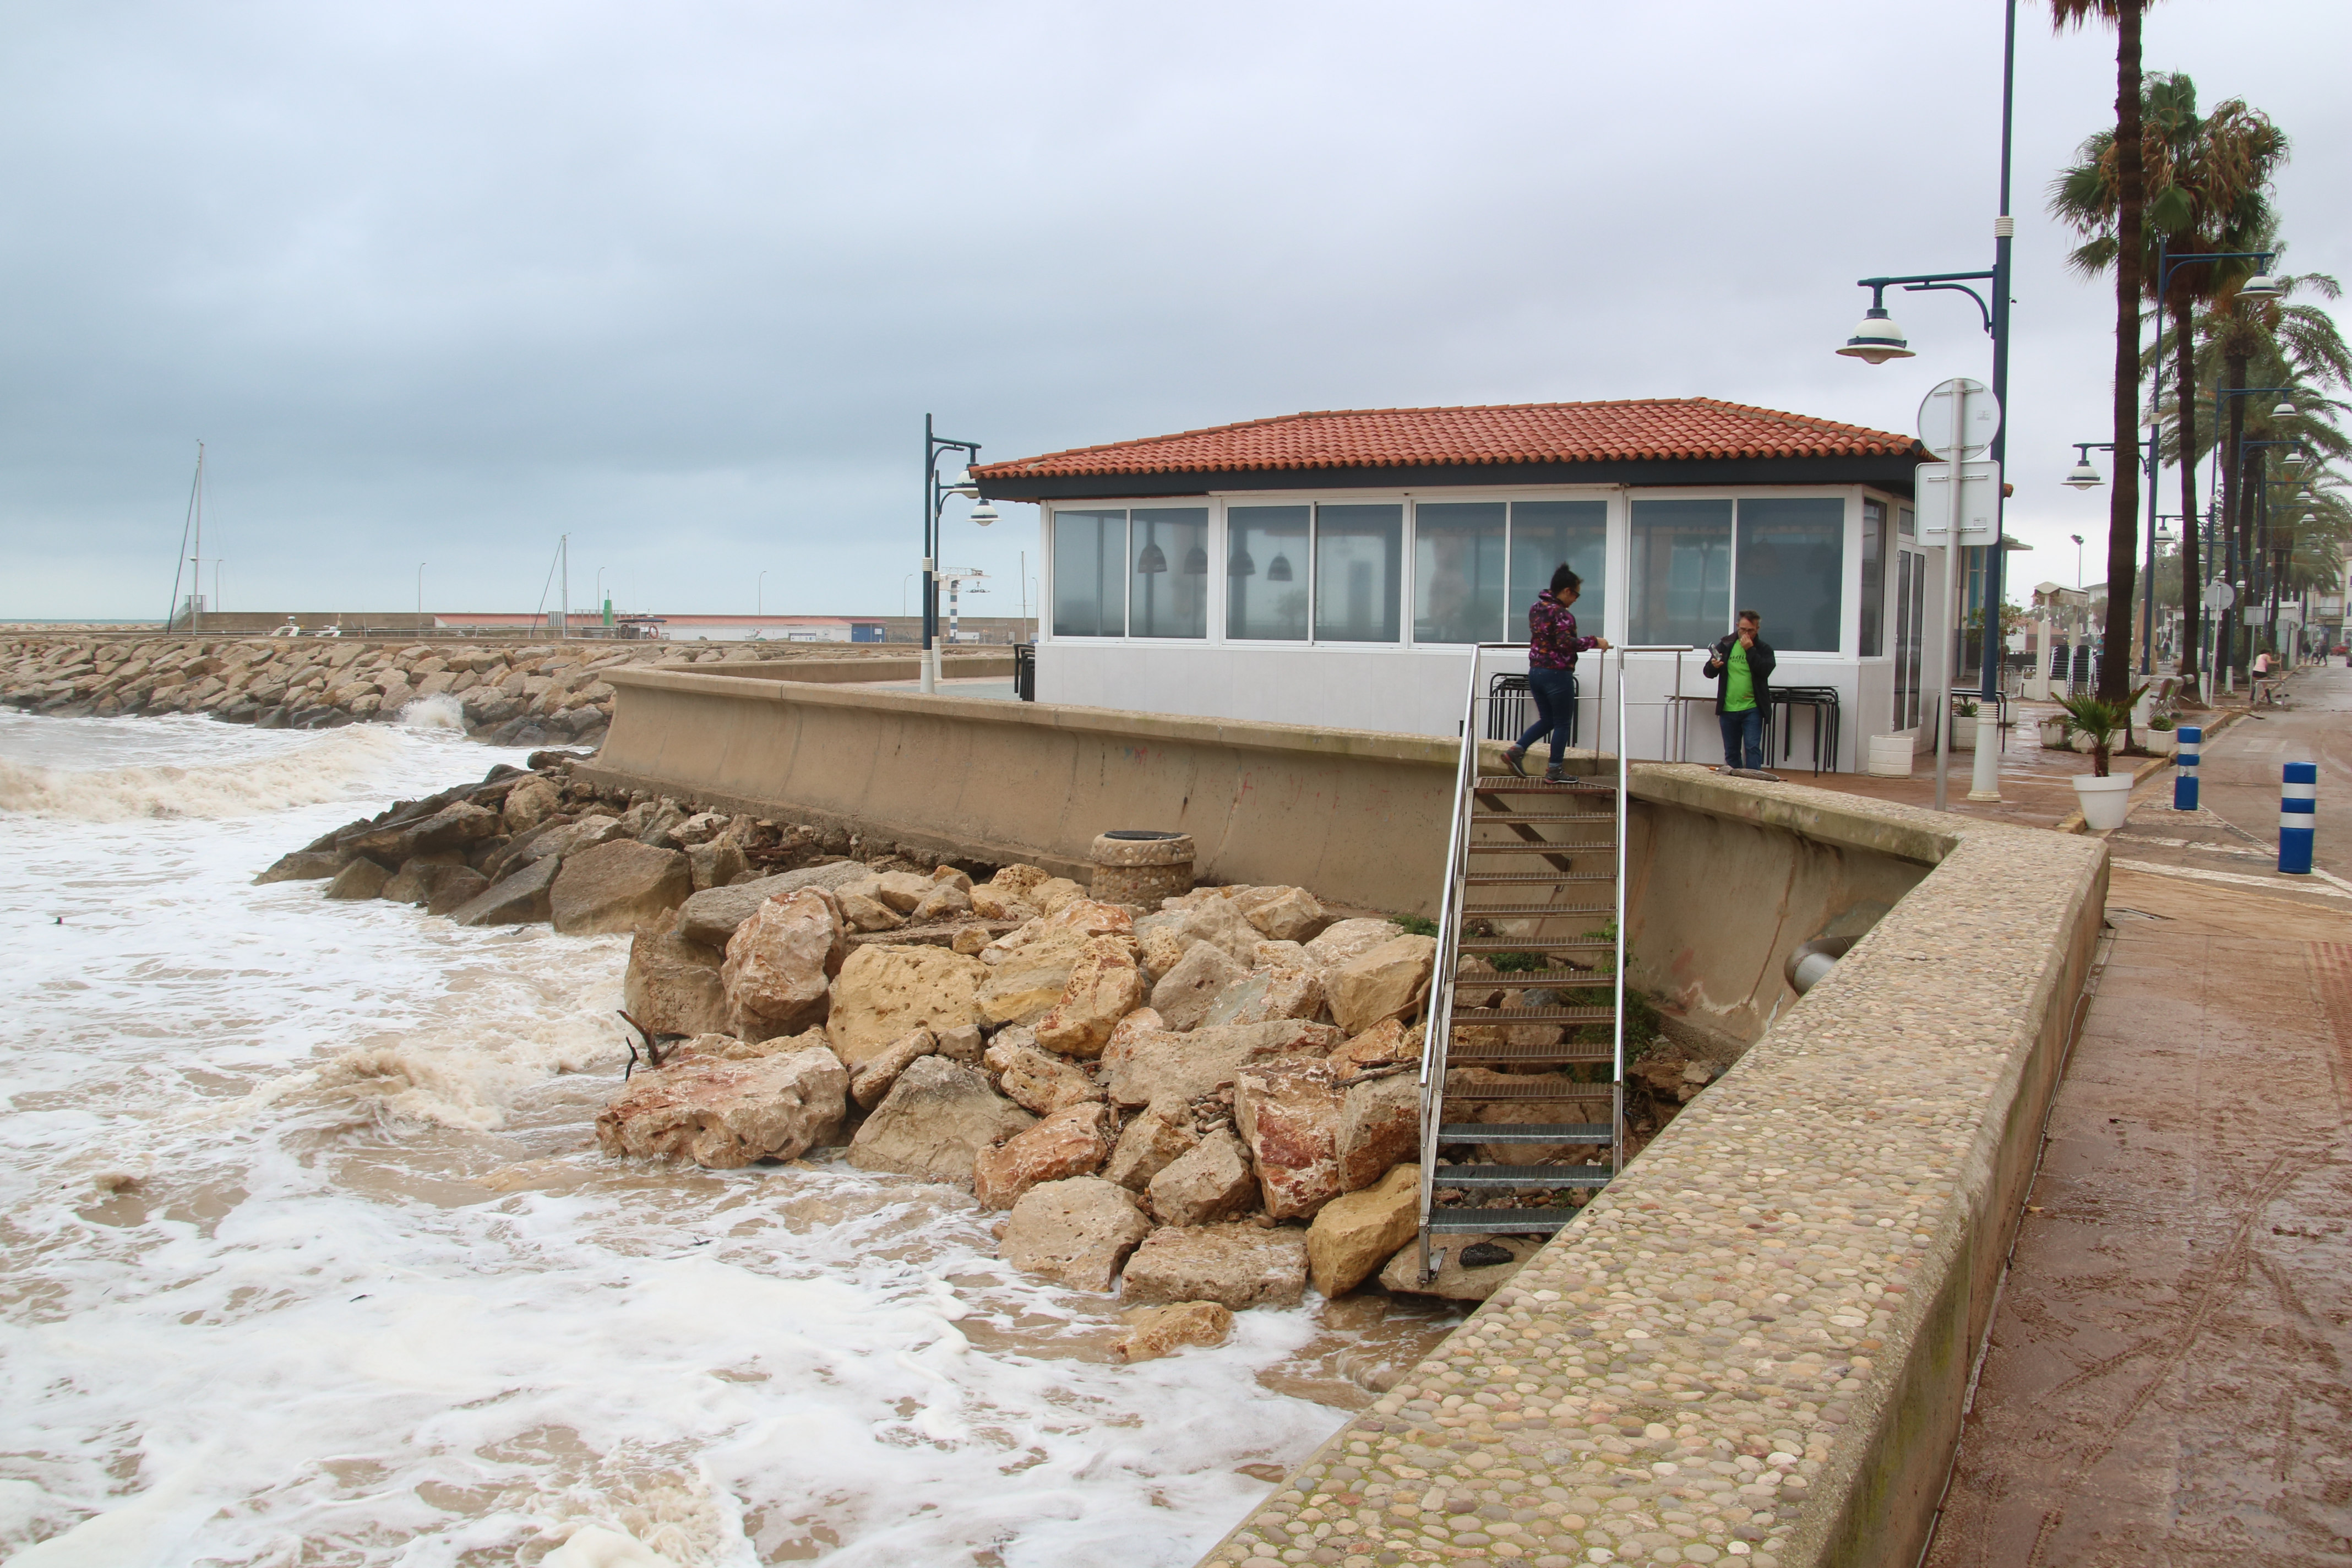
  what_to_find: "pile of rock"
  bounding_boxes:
[600,862,1479,1325]
[254,757,1005,936]
[0,634,946,746]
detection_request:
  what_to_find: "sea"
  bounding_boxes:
[0,709,1455,1568]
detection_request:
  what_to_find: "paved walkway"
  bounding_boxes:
[1924,667,2352,1566]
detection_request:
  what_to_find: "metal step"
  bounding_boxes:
[1447,1041,1614,1066]
[1453,971,1611,991]
[1432,1164,1615,1189]
[1463,870,1615,885]
[1441,1066,1613,1091]
[1428,1207,1582,1234]
[1466,841,1617,854]
[1438,1122,1613,1143]
[1472,775,1613,792]
[1451,1004,1615,1023]
[1472,812,1618,825]
[1457,938,1615,952]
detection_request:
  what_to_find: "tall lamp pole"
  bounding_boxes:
[1837,0,2015,804]
[922,414,996,694]
[417,562,427,635]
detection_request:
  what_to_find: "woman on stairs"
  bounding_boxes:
[1501,565,1610,782]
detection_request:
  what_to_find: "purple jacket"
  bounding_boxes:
[1528,592,1600,671]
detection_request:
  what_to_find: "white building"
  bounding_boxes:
[976,400,1951,771]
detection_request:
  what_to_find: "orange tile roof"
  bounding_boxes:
[975,398,1923,480]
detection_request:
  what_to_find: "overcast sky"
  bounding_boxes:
[4,0,2346,622]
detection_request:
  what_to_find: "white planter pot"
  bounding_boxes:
[2072,773,2134,830]
[2037,718,2071,748]
[1866,733,1915,778]
[2143,729,2179,755]
[1951,714,1978,751]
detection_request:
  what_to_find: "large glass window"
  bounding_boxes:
[1313,504,1402,643]
[1053,509,1125,638]
[1511,500,1609,638]
[1413,502,1506,644]
[1628,499,1732,646]
[1735,498,1843,653]
[1128,507,1210,639]
[1859,499,1886,657]
[1227,505,1310,640]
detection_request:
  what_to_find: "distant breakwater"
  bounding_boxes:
[2,634,919,748]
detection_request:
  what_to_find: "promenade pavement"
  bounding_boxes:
[1922,663,2352,1566]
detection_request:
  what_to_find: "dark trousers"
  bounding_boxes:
[1514,667,1579,765]
[1718,707,1763,769]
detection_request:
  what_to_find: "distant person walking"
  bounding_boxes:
[1501,566,1609,782]
[1705,609,1775,770]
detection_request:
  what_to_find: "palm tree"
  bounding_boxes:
[2049,72,2286,698]
[2184,255,2350,669]
[2048,0,2148,703]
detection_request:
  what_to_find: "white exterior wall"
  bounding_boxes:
[1037,483,1929,772]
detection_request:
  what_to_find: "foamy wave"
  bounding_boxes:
[0,726,409,820]
[395,693,467,730]
[235,1008,624,1132]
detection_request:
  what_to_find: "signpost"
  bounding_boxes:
[1919,378,2002,812]
[2202,580,2236,695]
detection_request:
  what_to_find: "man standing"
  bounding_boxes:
[1705,610,1774,771]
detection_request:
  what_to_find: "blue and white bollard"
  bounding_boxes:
[2279,761,2317,875]
[2173,726,2201,811]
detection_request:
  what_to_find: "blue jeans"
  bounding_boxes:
[1719,707,1763,769]
[1515,668,1579,766]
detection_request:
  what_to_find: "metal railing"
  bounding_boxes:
[1415,644,1691,1276]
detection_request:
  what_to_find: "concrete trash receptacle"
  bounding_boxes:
[1089,831,1195,907]
[1866,734,1915,778]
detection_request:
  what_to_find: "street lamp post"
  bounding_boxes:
[921,414,995,694]
[758,570,768,620]
[2070,535,2084,590]
[417,562,427,636]
[2063,435,2164,668]
[1837,0,2015,804]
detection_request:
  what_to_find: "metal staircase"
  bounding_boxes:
[1415,643,1642,1280]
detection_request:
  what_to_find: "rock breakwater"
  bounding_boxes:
[2,633,930,747]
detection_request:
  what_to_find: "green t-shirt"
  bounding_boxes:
[1725,642,1756,711]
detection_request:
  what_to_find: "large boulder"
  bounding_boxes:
[450,855,562,926]
[672,860,870,947]
[1335,1068,1420,1189]
[1112,1301,1234,1363]
[1000,1177,1152,1293]
[254,850,349,884]
[1032,935,1146,1058]
[1136,899,1261,968]
[1121,1224,1309,1311]
[687,838,747,892]
[827,945,987,1070]
[983,1031,1103,1115]
[1233,1063,1345,1221]
[424,867,490,916]
[849,1027,936,1109]
[1102,1018,1344,1108]
[1201,966,1326,1029]
[345,800,502,864]
[1146,1127,1258,1227]
[1102,1099,1198,1191]
[550,840,693,935]
[323,858,390,901]
[1305,1163,1420,1298]
[381,856,471,907]
[623,928,728,1037]
[974,949,1080,1029]
[973,1102,1114,1210]
[870,870,934,912]
[1325,934,1436,1033]
[1378,1232,1539,1301]
[1148,942,1249,1031]
[1329,1016,1420,1075]
[1243,886,1329,944]
[846,1057,1033,1183]
[500,775,563,834]
[720,887,845,1039]
[594,1038,848,1169]
[1302,917,1404,975]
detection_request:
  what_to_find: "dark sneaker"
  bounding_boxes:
[1544,762,1567,783]
[1500,746,1528,777]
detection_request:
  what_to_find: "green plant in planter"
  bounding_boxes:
[2149,714,2177,732]
[1954,699,1980,718]
[2056,694,2130,777]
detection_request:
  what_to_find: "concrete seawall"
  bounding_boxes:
[582,667,2105,1567]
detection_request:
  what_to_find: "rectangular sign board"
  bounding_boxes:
[1915,460,2001,545]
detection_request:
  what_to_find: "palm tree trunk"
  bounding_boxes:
[2222,349,2248,681]
[2100,0,2144,703]
[2174,301,2201,689]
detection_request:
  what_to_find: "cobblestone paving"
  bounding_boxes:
[1199,775,2108,1568]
